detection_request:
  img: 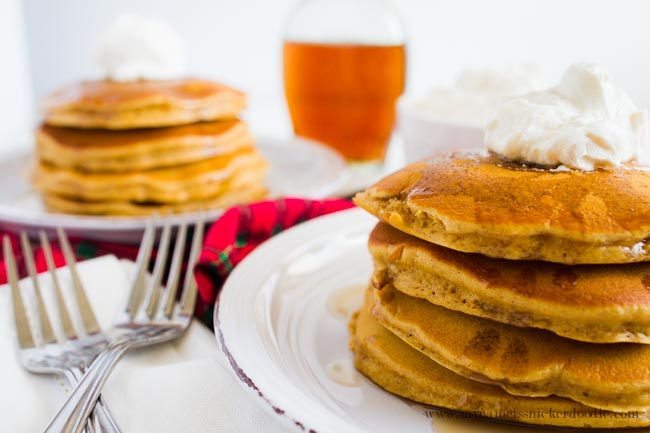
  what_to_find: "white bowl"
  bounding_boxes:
[397,97,484,163]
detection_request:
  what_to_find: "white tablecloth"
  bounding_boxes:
[0,255,288,433]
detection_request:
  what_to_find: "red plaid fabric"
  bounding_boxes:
[194,198,354,324]
[0,198,354,326]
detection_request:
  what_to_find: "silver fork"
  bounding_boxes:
[44,217,205,433]
[3,230,122,433]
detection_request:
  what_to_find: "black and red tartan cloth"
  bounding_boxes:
[194,198,354,324]
[0,198,354,326]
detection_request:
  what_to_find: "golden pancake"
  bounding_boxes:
[33,148,267,204]
[350,296,649,428]
[371,282,650,412]
[354,151,650,264]
[41,179,266,216]
[36,120,253,172]
[369,223,650,343]
[42,79,246,129]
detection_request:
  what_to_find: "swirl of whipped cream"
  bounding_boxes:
[94,15,186,81]
[485,63,649,170]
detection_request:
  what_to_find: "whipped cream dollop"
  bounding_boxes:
[94,15,186,81]
[485,63,649,170]
[410,65,548,127]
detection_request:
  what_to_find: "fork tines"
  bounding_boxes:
[3,236,35,349]
[129,217,204,321]
[4,218,204,347]
[3,229,106,347]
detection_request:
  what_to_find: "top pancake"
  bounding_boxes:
[354,151,650,264]
[42,78,247,129]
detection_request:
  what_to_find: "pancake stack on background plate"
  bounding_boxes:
[33,79,268,216]
[352,151,650,428]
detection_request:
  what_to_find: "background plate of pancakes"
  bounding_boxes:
[218,209,577,433]
[0,136,347,243]
[0,79,348,242]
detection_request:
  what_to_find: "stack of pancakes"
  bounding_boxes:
[352,152,650,428]
[33,79,268,215]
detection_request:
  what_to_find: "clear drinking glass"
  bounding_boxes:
[283,0,406,165]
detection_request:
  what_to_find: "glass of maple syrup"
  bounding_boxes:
[283,0,406,165]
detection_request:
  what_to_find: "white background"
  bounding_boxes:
[3,0,650,151]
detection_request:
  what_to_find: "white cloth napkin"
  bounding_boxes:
[0,255,288,433]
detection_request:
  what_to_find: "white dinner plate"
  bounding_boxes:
[216,208,538,433]
[0,136,348,243]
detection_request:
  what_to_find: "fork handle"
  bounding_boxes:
[93,401,122,433]
[44,340,133,433]
[62,370,98,433]
[69,368,123,433]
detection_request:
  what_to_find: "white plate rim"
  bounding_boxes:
[215,208,375,433]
